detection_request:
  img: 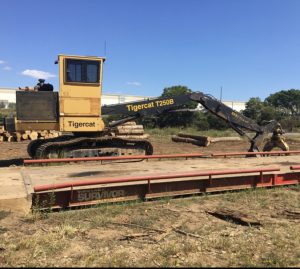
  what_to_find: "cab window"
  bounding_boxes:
[66,59,100,83]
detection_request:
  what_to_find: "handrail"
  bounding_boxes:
[24,153,204,164]
[212,150,300,157]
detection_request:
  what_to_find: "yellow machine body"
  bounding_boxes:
[14,54,106,133]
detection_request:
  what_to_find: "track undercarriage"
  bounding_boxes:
[27,135,153,159]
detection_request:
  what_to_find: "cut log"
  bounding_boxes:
[29,131,38,140]
[115,126,144,132]
[116,125,143,129]
[15,132,22,142]
[7,136,15,142]
[1,134,7,142]
[178,133,211,146]
[39,130,49,137]
[0,136,4,142]
[211,137,242,143]
[116,129,144,135]
[121,121,137,126]
[52,132,59,138]
[115,134,150,139]
[172,135,208,147]
[22,133,29,140]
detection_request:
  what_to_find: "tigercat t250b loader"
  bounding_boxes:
[3,54,289,159]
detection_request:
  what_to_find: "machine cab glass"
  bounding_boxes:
[65,59,100,84]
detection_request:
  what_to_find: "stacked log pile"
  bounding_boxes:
[172,132,242,147]
[110,121,149,139]
[0,128,62,142]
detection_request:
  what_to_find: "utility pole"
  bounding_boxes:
[220,86,223,101]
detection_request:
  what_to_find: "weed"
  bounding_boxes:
[181,240,198,255]
[0,226,8,234]
[30,192,56,221]
[159,242,179,258]
[0,211,10,220]
[85,251,132,267]
[53,223,79,239]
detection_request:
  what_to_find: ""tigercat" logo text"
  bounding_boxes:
[126,98,174,112]
[68,121,96,128]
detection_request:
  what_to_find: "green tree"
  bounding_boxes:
[8,103,16,109]
[242,97,264,122]
[192,112,209,130]
[265,89,300,116]
[263,89,300,130]
[242,97,279,124]
[156,85,197,127]
[0,102,5,109]
[260,106,280,122]
[206,113,229,130]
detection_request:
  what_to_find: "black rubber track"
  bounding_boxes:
[33,136,154,159]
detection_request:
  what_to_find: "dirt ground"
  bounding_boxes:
[0,134,299,267]
[1,134,300,160]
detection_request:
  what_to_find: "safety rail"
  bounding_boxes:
[34,167,280,192]
[290,165,300,170]
[212,150,300,157]
[24,153,204,165]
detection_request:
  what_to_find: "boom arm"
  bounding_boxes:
[189,92,262,134]
[102,91,281,152]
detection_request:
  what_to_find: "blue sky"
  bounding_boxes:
[1,0,300,101]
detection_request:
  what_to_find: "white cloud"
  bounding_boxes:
[0,60,5,64]
[126,81,142,86]
[3,66,11,71]
[22,69,56,80]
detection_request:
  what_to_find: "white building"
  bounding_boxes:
[222,100,246,112]
[0,88,16,108]
[0,88,246,111]
[100,93,151,105]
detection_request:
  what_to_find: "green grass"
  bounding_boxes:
[0,182,299,267]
